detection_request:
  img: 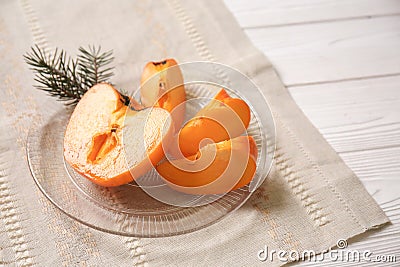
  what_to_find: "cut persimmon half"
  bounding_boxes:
[64,83,173,187]
[140,59,186,130]
[156,136,258,195]
[178,88,251,157]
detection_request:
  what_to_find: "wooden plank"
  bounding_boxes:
[245,16,400,86]
[224,1,400,261]
[289,75,400,217]
[340,147,400,179]
[224,0,400,28]
[288,75,400,153]
[293,94,399,264]
[341,146,400,201]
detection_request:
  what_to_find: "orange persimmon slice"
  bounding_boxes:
[140,59,186,130]
[178,88,250,157]
[156,136,257,195]
[64,83,173,187]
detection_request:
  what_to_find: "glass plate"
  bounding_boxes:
[27,62,275,237]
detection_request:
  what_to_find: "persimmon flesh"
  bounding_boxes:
[64,83,173,187]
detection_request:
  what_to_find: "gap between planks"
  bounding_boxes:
[243,13,400,29]
[287,72,400,88]
[224,0,400,28]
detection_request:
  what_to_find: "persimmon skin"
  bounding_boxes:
[178,89,251,157]
[157,136,258,195]
[178,118,228,158]
[72,167,134,188]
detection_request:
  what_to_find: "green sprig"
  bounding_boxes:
[24,45,115,105]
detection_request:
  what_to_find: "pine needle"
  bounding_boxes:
[24,45,115,105]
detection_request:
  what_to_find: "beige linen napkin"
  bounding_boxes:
[0,0,388,266]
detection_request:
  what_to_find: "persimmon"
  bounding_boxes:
[178,88,250,157]
[140,59,186,130]
[156,136,258,195]
[64,83,173,187]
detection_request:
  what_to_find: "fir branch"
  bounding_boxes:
[78,45,114,89]
[24,45,115,105]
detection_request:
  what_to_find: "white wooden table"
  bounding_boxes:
[224,1,400,265]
